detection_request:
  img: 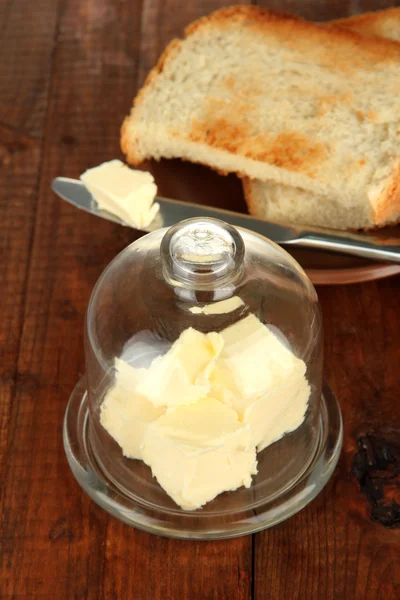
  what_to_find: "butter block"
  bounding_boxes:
[210,314,310,447]
[257,377,310,452]
[136,328,224,408]
[100,358,164,459]
[141,397,258,510]
[211,314,306,415]
[99,317,311,510]
[246,373,310,451]
[81,159,159,229]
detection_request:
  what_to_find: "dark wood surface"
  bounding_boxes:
[1,0,399,598]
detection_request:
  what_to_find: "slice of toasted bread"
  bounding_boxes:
[243,7,400,230]
[121,5,400,230]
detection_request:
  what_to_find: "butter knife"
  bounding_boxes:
[52,177,400,264]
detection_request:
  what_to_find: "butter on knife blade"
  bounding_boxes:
[52,175,400,264]
[80,159,160,229]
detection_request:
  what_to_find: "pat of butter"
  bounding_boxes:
[100,358,165,459]
[80,159,159,229]
[210,314,309,449]
[136,328,224,408]
[211,314,306,410]
[189,296,245,315]
[141,397,257,510]
[245,372,310,451]
[256,376,310,451]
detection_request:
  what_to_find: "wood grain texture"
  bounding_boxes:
[254,278,400,600]
[0,2,60,591]
[0,0,141,597]
[0,0,400,599]
[0,0,59,437]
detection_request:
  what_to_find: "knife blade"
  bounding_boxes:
[52,177,400,264]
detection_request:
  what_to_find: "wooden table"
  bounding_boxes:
[1,0,400,598]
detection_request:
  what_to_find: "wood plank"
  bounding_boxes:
[0,0,60,442]
[254,279,400,600]
[0,0,253,598]
[0,0,60,577]
[0,0,142,597]
[0,0,58,132]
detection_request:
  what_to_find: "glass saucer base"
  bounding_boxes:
[63,378,342,540]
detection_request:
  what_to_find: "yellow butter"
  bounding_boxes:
[100,315,311,509]
[189,296,245,315]
[136,328,224,408]
[256,376,310,452]
[81,159,159,228]
[210,314,309,448]
[245,372,310,452]
[212,314,306,410]
[100,358,164,460]
[141,397,257,510]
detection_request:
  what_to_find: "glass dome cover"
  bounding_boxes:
[64,217,342,538]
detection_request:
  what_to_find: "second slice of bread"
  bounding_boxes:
[334,7,400,42]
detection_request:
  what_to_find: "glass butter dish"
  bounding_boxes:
[64,217,342,539]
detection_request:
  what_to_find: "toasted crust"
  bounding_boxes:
[241,177,257,217]
[121,38,184,162]
[373,161,400,226]
[333,7,400,40]
[184,4,400,57]
[184,5,300,36]
[188,119,327,179]
[334,6,400,24]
